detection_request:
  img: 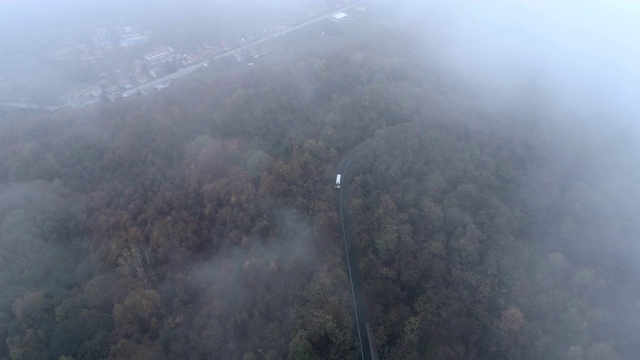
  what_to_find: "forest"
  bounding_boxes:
[1,16,640,360]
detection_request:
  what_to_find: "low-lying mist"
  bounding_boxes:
[1,1,639,359]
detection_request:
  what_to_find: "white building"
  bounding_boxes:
[144,46,175,63]
[332,12,349,21]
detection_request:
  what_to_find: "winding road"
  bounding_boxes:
[336,142,377,360]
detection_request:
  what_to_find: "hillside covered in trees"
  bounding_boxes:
[1,15,640,360]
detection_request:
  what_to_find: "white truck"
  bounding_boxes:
[335,174,342,189]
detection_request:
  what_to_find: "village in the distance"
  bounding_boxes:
[0,0,373,112]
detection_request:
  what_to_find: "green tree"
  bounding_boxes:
[288,331,315,360]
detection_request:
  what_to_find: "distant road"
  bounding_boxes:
[0,102,69,112]
[122,4,358,98]
[121,61,208,97]
[0,102,40,110]
[336,141,377,360]
[213,4,357,61]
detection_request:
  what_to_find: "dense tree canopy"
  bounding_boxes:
[0,26,639,360]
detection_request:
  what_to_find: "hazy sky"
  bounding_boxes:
[456,0,640,78]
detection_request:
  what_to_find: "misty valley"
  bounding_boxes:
[1,1,640,360]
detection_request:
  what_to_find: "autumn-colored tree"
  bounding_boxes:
[113,289,162,339]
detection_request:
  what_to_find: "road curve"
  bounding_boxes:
[336,142,377,360]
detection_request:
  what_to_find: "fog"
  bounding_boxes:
[461,1,640,77]
[410,1,639,117]
[458,1,639,123]
[1,1,640,359]
[416,2,640,230]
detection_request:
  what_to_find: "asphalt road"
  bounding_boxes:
[336,142,377,360]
